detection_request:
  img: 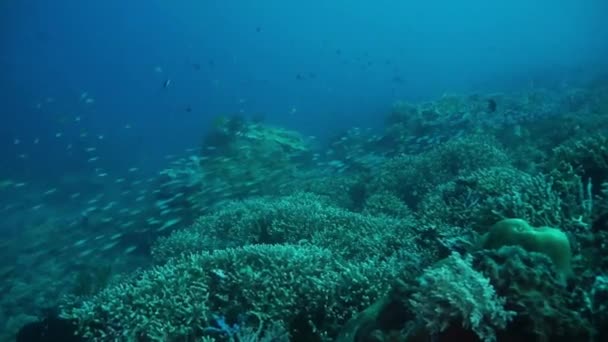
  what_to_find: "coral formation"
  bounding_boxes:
[62,244,402,341]
[6,80,608,341]
[481,218,573,278]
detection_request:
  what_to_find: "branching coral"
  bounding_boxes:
[549,134,608,195]
[370,135,511,209]
[62,244,402,341]
[152,192,423,264]
[409,252,515,342]
[472,246,594,341]
[419,167,567,231]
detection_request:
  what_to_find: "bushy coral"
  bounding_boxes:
[419,167,567,231]
[62,244,401,341]
[383,94,497,155]
[62,255,212,341]
[549,134,608,195]
[408,252,515,342]
[368,154,420,205]
[362,191,412,219]
[472,246,594,341]
[370,135,511,208]
[152,192,422,264]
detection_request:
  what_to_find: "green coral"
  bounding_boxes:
[481,218,573,278]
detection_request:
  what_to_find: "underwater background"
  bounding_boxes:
[2,0,608,341]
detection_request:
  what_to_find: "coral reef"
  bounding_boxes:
[62,244,403,341]
[151,192,423,264]
[6,80,608,341]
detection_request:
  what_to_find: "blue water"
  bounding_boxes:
[2,0,607,181]
[3,1,608,341]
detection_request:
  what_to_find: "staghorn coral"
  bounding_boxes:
[152,192,423,264]
[549,134,608,195]
[362,191,412,219]
[62,256,211,341]
[419,167,566,231]
[370,135,511,209]
[62,244,401,341]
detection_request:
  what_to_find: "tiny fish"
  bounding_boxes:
[124,246,138,254]
[121,221,135,228]
[43,188,57,196]
[100,241,119,251]
[157,218,182,231]
[102,202,117,211]
[110,233,124,240]
[84,206,98,213]
[73,239,88,247]
[78,249,94,257]
[147,218,161,225]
